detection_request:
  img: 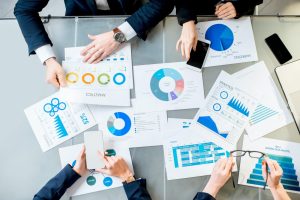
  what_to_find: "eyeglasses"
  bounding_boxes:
[230,150,268,190]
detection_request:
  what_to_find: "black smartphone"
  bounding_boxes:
[187,40,210,71]
[265,33,292,64]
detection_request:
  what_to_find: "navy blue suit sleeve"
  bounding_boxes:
[126,0,174,40]
[33,164,81,200]
[14,0,52,55]
[175,0,197,25]
[193,192,216,200]
[123,178,152,200]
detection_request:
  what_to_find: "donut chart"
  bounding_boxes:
[205,24,234,51]
[107,112,131,136]
[97,73,110,85]
[150,68,184,101]
[113,73,126,85]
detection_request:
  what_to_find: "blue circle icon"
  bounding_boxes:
[205,24,234,51]
[220,91,229,99]
[113,73,126,85]
[213,103,222,111]
[107,112,132,136]
[103,177,113,187]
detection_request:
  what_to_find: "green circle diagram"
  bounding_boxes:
[86,176,96,186]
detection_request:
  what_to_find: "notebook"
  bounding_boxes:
[275,60,300,133]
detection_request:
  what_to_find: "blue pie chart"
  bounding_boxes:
[205,24,234,51]
[107,112,131,136]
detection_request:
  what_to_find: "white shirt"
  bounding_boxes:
[36,0,137,63]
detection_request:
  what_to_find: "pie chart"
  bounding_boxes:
[107,112,131,136]
[150,68,184,101]
[205,24,234,51]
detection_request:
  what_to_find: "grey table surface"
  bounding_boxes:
[0,16,300,200]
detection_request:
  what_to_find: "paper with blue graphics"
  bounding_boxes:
[59,141,133,196]
[163,123,237,180]
[61,59,130,106]
[90,104,167,147]
[191,71,258,150]
[134,62,204,112]
[239,135,300,194]
[233,61,293,141]
[24,92,96,152]
[65,43,133,89]
[197,17,257,67]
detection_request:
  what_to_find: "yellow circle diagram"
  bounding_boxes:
[66,72,79,84]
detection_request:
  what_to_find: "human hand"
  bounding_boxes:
[96,151,133,182]
[81,31,121,64]
[262,157,283,190]
[176,20,198,60]
[45,58,66,88]
[215,2,237,19]
[73,145,87,176]
[203,157,235,198]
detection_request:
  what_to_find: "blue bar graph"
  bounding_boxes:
[246,154,300,192]
[250,104,278,125]
[227,97,249,117]
[54,115,68,139]
[172,142,228,168]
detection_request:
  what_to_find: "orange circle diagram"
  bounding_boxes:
[82,73,95,84]
[66,72,79,84]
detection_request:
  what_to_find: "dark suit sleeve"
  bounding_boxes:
[193,192,216,200]
[175,0,197,25]
[123,179,152,200]
[126,0,174,40]
[232,0,263,18]
[33,164,81,200]
[14,0,52,55]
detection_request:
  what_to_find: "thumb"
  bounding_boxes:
[57,70,67,87]
[262,161,267,180]
[88,34,96,40]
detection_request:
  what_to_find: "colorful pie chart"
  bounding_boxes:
[150,68,184,101]
[107,112,131,136]
[205,24,234,51]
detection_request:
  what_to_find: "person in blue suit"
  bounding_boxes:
[33,146,152,200]
[33,149,290,200]
[175,0,263,60]
[14,0,174,88]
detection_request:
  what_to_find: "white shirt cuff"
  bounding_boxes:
[118,22,137,41]
[35,44,56,64]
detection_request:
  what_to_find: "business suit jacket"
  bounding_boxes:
[33,164,152,200]
[14,0,174,55]
[176,0,263,25]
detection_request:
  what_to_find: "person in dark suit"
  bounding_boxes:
[175,0,263,60]
[33,146,152,200]
[33,150,290,200]
[14,0,174,88]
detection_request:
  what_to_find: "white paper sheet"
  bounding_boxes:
[24,92,96,152]
[65,43,133,88]
[233,62,293,140]
[190,71,258,150]
[134,62,205,112]
[163,126,237,180]
[239,135,300,194]
[61,60,130,106]
[90,105,167,147]
[197,17,258,67]
[59,141,133,196]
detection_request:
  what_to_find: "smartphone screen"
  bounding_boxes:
[187,40,210,71]
[84,131,105,169]
[265,33,292,64]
